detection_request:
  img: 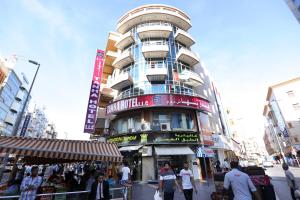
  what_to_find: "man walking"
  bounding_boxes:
[89,173,110,200]
[223,161,262,200]
[19,166,42,200]
[159,162,181,200]
[283,163,297,200]
[179,161,198,200]
[120,161,131,200]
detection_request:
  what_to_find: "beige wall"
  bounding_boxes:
[142,156,155,181]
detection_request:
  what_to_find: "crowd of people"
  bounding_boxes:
[1,162,131,200]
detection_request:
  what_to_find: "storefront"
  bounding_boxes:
[108,131,200,181]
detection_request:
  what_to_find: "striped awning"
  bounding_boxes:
[0,136,123,163]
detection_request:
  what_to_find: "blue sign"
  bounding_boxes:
[20,113,31,136]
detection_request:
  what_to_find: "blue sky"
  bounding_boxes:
[1,0,300,141]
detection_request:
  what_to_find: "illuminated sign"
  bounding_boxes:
[107,132,199,146]
[106,94,210,115]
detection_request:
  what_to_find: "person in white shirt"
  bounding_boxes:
[179,162,198,200]
[223,161,261,200]
[120,161,131,200]
[121,161,131,184]
[19,166,42,200]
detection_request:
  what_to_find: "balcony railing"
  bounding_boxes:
[137,22,172,39]
[115,80,201,100]
[176,47,200,66]
[142,41,169,58]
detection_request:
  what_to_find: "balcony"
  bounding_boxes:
[137,22,172,39]
[142,42,169,58]
[108,72,133,90]
[176,48,200,66]
[115,32,135,50]
[174,29,195,47]
[146,67,168,82]
[4,113,17,125]
[10,102,21,113]
[117,5,191,34]
[112,51,134,69]
[179,70,204,87]
[15,91,24,101]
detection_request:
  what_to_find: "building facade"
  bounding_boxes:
[263,77,300,158]
[285,0,300,23]
[94,4,232,181]
[18,107,50,138]
[0,56,30,136]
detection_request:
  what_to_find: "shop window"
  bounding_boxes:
[152,112,195,131]
[112,115,141,134]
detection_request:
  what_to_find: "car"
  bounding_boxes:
[263,161,274,167]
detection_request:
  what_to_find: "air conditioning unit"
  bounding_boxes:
[141,123,151,131]
[160,123,170,131]
[128,128,136,133]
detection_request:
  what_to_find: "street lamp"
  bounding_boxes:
[11,60,40,136]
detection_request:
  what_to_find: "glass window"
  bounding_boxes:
[111,115,141,134]
[186,113,194,130]
[171,113,183,129]
[199,112,212,132]
[152,112,195,131]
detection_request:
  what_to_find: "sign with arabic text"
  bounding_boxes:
[108,132,199,146]
[106,94,210,115]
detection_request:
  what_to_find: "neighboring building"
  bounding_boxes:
[18,106,49,138]
[43,123,58,139]
[93,4,232,181]
[263,77,300,157]
[285,0,300,23]
[263,123,280,155]
[0,56,30,136]
[243,137,263,161]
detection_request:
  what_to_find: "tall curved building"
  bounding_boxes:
[95,4,231,181]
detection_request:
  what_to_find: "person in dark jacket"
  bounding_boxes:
[89,173,110,200]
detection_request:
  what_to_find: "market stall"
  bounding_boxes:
[0,136,123,198]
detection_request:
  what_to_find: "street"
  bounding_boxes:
[265,164,300,200]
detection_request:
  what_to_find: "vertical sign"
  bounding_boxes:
[20,113,31,136]
[84,49,105,133]
[198,112,214,146]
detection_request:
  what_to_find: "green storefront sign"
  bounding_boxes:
[107,132,199,146]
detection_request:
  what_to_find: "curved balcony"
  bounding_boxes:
[4,113,17,125]
[137,22,172,39]
[176,48,200,66]
[15,91,24,101]
[179,70,204,87]
[142,42,169,58]
[115,80,203,101]
[112,50,134,69]
[10,102,21,113]
[146,67,168,82]
[107,72,133,91]
[115,32,135,50]
[117,4,191,34]
[175,29,195,47]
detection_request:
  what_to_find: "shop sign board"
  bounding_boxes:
[196,147,215,158]
[106,94,210,115]
[139,146,153,157]
[20,113,31,137]
[84,49,105,133]
[211,134,231,150]
[108,132,199,146]
[197,112,214,146]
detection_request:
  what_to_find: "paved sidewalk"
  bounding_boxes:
[132,180,215,200]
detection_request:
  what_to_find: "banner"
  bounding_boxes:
[198,112,214,146]
[106,94,210,115]
[20,113,31,136]
[108,132,199,146]
[84,49,105,133]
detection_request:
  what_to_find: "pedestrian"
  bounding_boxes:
[215,160,222,172]
[179,161,198,200]
[158,162,181,200]
[222,159,230,172]
[19,166,42,200]
[223,161,262,200]
[88,172,110,200]
[120,161,131,200]
[283,163,298,200]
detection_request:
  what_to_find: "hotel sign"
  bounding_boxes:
[106,94,210,115]
[84,49,105,133]
[108,132,199,146]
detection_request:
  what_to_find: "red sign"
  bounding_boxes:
[106,94,210,115]
[198,112,214,146]
[84,49,105,133]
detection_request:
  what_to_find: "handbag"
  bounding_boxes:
[154,190,162,200]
